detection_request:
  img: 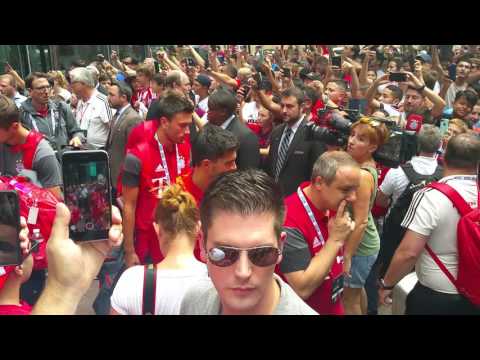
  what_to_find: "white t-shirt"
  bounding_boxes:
[401,175,478,294]
[111,260,208,315]
[197,96,209,114]
[380,156,439,209]
[75,89,113,148]
[241,101,259,124]
[445,82,468,108]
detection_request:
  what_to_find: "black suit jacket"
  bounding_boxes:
[266,118,326,197]
[224,116,260,170]
[106,106,142,186]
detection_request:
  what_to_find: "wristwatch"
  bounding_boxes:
[379,278,395,290]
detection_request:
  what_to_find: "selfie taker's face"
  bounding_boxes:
[205,211,282,315]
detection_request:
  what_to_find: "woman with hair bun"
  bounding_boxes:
[342,116,389,315]
[110,184,208,315]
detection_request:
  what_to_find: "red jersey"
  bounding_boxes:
[132,87,154,109]
[0,301,32,315]
[277,182,344,315]
[129,135,191,264]
[247,123,272,149]
[176,170,205,262]
[310,99,325,125]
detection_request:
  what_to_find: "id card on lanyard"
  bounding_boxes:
[297,187,344,303]
[154,133,180,196]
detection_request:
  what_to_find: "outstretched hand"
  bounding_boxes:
[46,203,123,298]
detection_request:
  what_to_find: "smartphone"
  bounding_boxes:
[440,118,450,135]
[62,150,112,243]
[154,60,160,73]
[186,58,196,67]
[0,191,21,266]
[332,56,342,68]
[389,72,407,82]
[282,67,291,78]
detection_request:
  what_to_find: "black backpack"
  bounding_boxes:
[379,162,443,276]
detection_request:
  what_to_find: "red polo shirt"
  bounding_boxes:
[277,182,344,315]
[176,170,205,263]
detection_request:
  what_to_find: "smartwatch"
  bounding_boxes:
[379,278,395,290]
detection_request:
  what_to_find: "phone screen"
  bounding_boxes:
[282,68,291,78]
[0,191,21,266]
[332,56,342,68]
[62,150,112,242]
[440,118,450,135]
[389,72,407,82]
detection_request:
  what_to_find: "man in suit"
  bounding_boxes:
[106,81,142,198]
[266,87,326,197]
[207,88,260,170]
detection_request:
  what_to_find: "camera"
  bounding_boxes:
[306,108,418,168]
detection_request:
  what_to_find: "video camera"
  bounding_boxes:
[305,107,418,168]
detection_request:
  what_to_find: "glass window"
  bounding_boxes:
[0,45,28,78]
[54,45,108,71]
[116,45,147,62]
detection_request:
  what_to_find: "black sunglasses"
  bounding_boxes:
[207,245,281,267]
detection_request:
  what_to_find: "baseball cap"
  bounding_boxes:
[305,72,322,81]
[196,74,212,88]
[0,266,15,291]
[415,53,432,64]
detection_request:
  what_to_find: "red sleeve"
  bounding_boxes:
[247,123,261,135]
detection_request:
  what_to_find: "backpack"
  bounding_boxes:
[379,162,443,276]
[425,182,480,307]
[0,176,59,270]
[142,264,157,315]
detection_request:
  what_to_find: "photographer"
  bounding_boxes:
[31,203,123,315]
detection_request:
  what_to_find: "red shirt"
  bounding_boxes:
[247,123,272,149]
[277,182,344,315]
[129,135,191,264]
[132,87,154,109]
[371,164,391,218]
[176,170,205,262]
[310,99,325,125]
[0,301,32,315]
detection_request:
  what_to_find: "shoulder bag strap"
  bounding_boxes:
[427,182,472,216]
[142,264,157,315]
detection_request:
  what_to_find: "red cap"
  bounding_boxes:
[0,266,15,291]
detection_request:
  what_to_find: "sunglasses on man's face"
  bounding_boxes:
[207,245,281,267]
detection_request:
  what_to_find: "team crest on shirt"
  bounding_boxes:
[178,156,186,172]
[155,164,165,172]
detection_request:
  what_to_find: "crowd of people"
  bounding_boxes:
[0,44,479,315]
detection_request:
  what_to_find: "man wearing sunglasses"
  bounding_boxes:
[278,151,360,315]
[179,169,317,315]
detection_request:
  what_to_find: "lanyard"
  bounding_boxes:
[32,108,56,134]
[154,133,180,185]
[297,187,326,247]
[77,102,90,129]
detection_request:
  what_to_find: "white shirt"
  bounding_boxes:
[111,260,208,315]
[197,96,209,114]
[380,156,439,209]
[75,89,113,148]
[445,81,468,108]
[241,101,259,123]
[401,175,478,294]
[13,92,27,109]
[220,114,236,130]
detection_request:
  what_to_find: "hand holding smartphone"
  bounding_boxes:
[389,72,408,82]
[62,150,112,243]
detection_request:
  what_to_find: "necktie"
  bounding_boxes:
[107,111,120,147]
[274,127,293,180]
